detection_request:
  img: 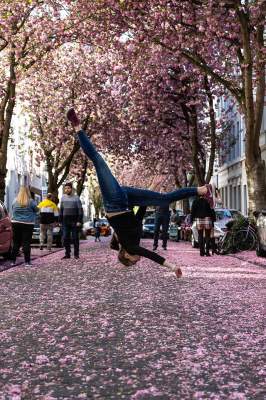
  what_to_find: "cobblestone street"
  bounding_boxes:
[0,239,265,399]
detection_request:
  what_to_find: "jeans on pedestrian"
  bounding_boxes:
[78,130,198,212]
[62,223,79,257]
[40,224,53,249]
[11,223,34,263]
[153,214,171,248]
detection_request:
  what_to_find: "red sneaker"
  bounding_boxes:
[66,108,80,127]
[205,183,215,208]
[175,267,182,278]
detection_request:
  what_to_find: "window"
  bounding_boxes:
[221,187,224,204]
[233,186,237,209]
[229,185,233,208]
[244,185,247,215]
[237,121,240,157]
[238,185,241,211]
[232,125,236,160]
[225,187,228,208]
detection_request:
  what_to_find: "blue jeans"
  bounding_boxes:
[153,213,171,248]
[78,130,198,212]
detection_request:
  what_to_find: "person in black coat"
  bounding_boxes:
[153,205,171,250]
[191,196,215,256]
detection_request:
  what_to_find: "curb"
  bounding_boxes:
[230,254,266,268]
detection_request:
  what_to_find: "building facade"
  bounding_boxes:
[212,98,266,216]
[5,108,47,212]
[5,106,94,220]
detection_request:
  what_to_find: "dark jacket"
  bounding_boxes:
[191,197,215,222]
[155,205,170,218]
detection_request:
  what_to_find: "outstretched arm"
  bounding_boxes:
[125,244,182,277]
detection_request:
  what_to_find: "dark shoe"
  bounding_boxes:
[40,246,43,250]
[162,247,167,250]
[66,108,80,127]
[153,245,157,251]
[25,262,32,267]
[200,252,205,256]
[205,252,211,257]
[62,255,70,259]
[74,255,79,259]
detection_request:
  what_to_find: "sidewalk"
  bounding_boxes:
[0,247,60,272]
[0,240,89,272]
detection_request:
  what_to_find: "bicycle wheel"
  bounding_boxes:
[217,233,232,255]
[234,229,257,251]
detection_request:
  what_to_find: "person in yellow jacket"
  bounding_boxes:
[37,193,59,250]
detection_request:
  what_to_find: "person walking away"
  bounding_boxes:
[153,205,171,250]
[210,208,218,254]
[214,188,223,208]
[37,193,59,250]
[10,186,39,266]
[191,195,215,256]
[60,182,83,259]
[94,217,101,242]
[170,208,182,242]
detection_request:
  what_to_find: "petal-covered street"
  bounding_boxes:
[1,239,265,400]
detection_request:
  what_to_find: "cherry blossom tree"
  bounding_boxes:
[98,42,219,187]
[0,0,77,200]
[21,44,117,195]
[77,0,265,211]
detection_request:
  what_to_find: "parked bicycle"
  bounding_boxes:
[217,217,257,255]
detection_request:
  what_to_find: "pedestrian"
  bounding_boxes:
[94,217,101,242]
[214,188,223,207]
[191,195,216,256]
[10,186,39,266]
[67,108,213,278]
[210,208,218,254]
[170,208,182,242]
[59,182,83,259]
[37,193,59,250]
[153,205,171,250]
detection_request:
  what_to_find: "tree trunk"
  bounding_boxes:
[76,159,88,196]
[240,9,266,213]
[204,76,216,184]
[0,50,16,201]
[47,179,59,198]
[0,156,7,201]
[191,111,205,185]
[246,159,266,213]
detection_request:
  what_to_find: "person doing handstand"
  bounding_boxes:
[67,108,213,278]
